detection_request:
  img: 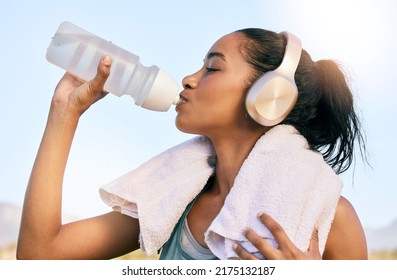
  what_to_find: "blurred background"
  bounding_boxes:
[1,0,396,259]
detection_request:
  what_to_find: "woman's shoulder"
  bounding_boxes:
[322,196,368,259]
[335,196,356,217]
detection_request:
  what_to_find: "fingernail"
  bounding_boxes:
[243,228,251,235]
[232,243,238,250]
[257,212,265,219]
[103,55,111,65]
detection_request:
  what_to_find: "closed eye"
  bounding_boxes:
[206,67,219,73]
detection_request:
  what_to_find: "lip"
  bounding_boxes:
[176,94,189,105]
[175,94,189,113]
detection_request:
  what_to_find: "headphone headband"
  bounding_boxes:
[277,32,302,78]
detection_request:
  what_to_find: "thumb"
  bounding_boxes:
[89,54,112,93]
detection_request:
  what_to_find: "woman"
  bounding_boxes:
[17,28,367,260]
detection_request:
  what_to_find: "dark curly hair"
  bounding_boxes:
[237,28,367,174]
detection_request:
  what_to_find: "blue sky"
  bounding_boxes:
[0,0,396,230]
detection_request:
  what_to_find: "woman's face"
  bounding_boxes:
[175,32,255,137]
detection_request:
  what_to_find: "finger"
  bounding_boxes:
[244,229,281,260]
[66,71,86,84]
[54,72,84,94]
[308,227,321,258]
[232,243,260,260]
[258,213,292,250]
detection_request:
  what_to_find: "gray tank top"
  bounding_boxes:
[159,197,218,260]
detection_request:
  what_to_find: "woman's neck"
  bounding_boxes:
[208,130,268,196]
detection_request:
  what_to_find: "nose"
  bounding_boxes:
[182,71,199,89]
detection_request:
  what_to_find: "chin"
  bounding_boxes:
[175,118,201,135]
[175,118,188,133]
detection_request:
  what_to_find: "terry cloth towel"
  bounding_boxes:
[99,125,342,259]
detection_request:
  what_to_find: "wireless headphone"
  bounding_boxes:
[245,31,302,126]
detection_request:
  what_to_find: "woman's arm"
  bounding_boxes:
[234,196,367,260]
[17,55,140,259]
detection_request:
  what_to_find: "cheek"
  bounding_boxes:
[200,77,245,104]
[202,91,246,127]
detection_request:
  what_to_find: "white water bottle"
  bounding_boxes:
[46,21,180,111]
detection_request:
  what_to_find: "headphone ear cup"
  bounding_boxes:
[245,31,302,127]
[245,71,298,126]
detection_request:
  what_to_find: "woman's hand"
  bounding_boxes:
[233,213,322,260]
[51,54,112,116]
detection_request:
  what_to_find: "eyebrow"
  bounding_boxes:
[204,51,226,62]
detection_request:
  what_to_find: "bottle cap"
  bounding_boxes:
[141,69,180,111]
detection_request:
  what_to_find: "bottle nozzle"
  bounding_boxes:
[172,94,181,105]
[140,69,180,111]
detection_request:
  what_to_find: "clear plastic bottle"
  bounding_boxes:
[46,21,180,111]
